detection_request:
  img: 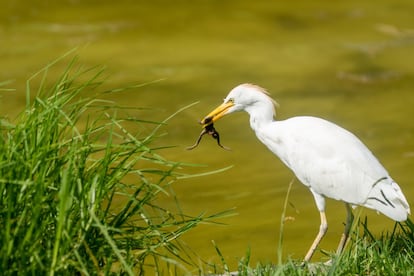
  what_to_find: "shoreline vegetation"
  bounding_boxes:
[214,217,414,275]
[1,57,413,275]
[0,56,231,275]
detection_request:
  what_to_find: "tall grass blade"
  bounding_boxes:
[277,178,294,265]
[0,55,231,275]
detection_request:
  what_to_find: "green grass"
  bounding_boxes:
[262,219,413,275]
[0,55,230,275]
[212,217,414,275]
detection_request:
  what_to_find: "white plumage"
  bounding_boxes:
[201,83,410,262]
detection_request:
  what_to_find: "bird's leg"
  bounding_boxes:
[303,211,328,263]
[336,203,354,255]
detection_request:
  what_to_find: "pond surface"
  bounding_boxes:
[1,0,414,271]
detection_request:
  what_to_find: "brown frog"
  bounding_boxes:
[186,117,230,151]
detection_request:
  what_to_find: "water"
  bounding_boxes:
[1,0,413,270]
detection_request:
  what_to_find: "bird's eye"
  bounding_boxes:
[227,98,234,103]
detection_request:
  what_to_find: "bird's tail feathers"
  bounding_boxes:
[363,180,410,222]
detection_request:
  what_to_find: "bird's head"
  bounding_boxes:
[201,83,277,127]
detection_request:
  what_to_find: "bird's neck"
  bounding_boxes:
[246,105,275,133]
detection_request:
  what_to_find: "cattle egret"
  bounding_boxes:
[200,83,410,262]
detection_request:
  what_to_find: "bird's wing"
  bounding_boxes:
[260,116,390,205]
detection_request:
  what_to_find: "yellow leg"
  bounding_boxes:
[336,203,354,254]
[303,211,328,262]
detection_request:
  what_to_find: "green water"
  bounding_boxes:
[1,0,414,270]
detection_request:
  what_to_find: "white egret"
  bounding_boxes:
[200,83,410,262]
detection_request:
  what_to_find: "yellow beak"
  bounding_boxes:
[200,101,234,127]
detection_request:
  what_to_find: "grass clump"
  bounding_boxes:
[0,56,224,275]
[227,218,414,275]
[330,218,414,275]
